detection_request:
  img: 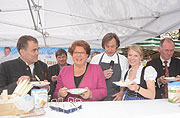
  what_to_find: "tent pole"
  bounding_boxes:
[27,0,38,30]
[27,0,47,47]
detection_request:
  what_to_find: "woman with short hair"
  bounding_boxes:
[54,40,107,101]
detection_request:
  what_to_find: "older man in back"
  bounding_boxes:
[147,38,180,99]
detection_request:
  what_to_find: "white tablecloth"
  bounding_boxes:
[5,99,180,118]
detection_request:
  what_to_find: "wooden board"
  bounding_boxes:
[0,103,27,116]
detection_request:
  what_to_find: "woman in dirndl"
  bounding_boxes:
[121,45,157,100]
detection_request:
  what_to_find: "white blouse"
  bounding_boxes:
[125,64,157,84]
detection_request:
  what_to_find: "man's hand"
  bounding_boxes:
[112,91,124,101]
[39,80,50,90]
[51,75,57,82]
[104,69,113,79]
[158,75,168,84]
[17,76,30,84]
[176,75,180,79]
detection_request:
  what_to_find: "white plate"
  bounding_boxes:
[30,81,50,87]
[164,77,180,81]
[113,81,133,87]
[66,88,87,95]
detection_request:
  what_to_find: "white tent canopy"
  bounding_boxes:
[0,0,180,48]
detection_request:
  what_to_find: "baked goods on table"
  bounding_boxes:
[0,79,34,116]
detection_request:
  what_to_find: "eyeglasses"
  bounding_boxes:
[163,49,174,53]
[73,52,87,55]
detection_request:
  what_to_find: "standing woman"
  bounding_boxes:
[122,45,157,100]
[54,40,107,101]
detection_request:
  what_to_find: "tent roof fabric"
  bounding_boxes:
[119,38,180,59]
[136,38,180,48]
[135,38,180,52]
[0,0,180,48]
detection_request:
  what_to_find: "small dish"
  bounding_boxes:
[30,81,50,87]
[164,77,180,81]
[66,88,87,95]
[113,81,133,87]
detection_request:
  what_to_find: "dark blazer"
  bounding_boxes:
[0,57,48,94]
[48,63,70,100]
[147,57,180,99]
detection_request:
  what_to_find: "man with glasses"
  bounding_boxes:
[147,38,180,99]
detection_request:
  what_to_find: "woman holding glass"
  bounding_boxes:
[54,40,107,101]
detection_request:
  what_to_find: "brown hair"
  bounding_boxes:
[68,40,91,57]
[128,45,143,59]
[102,33,120,49]
[16,35,38,53]
[55,48,67,57]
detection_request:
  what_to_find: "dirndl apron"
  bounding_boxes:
[123,66,147,100]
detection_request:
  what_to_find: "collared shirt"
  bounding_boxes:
[26,62,35,75]
[156,56,171,87]
[59,63,68,72]
[160,56,171,67]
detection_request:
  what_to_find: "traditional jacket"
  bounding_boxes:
[0,57,48,94]
[147,57,180,99]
